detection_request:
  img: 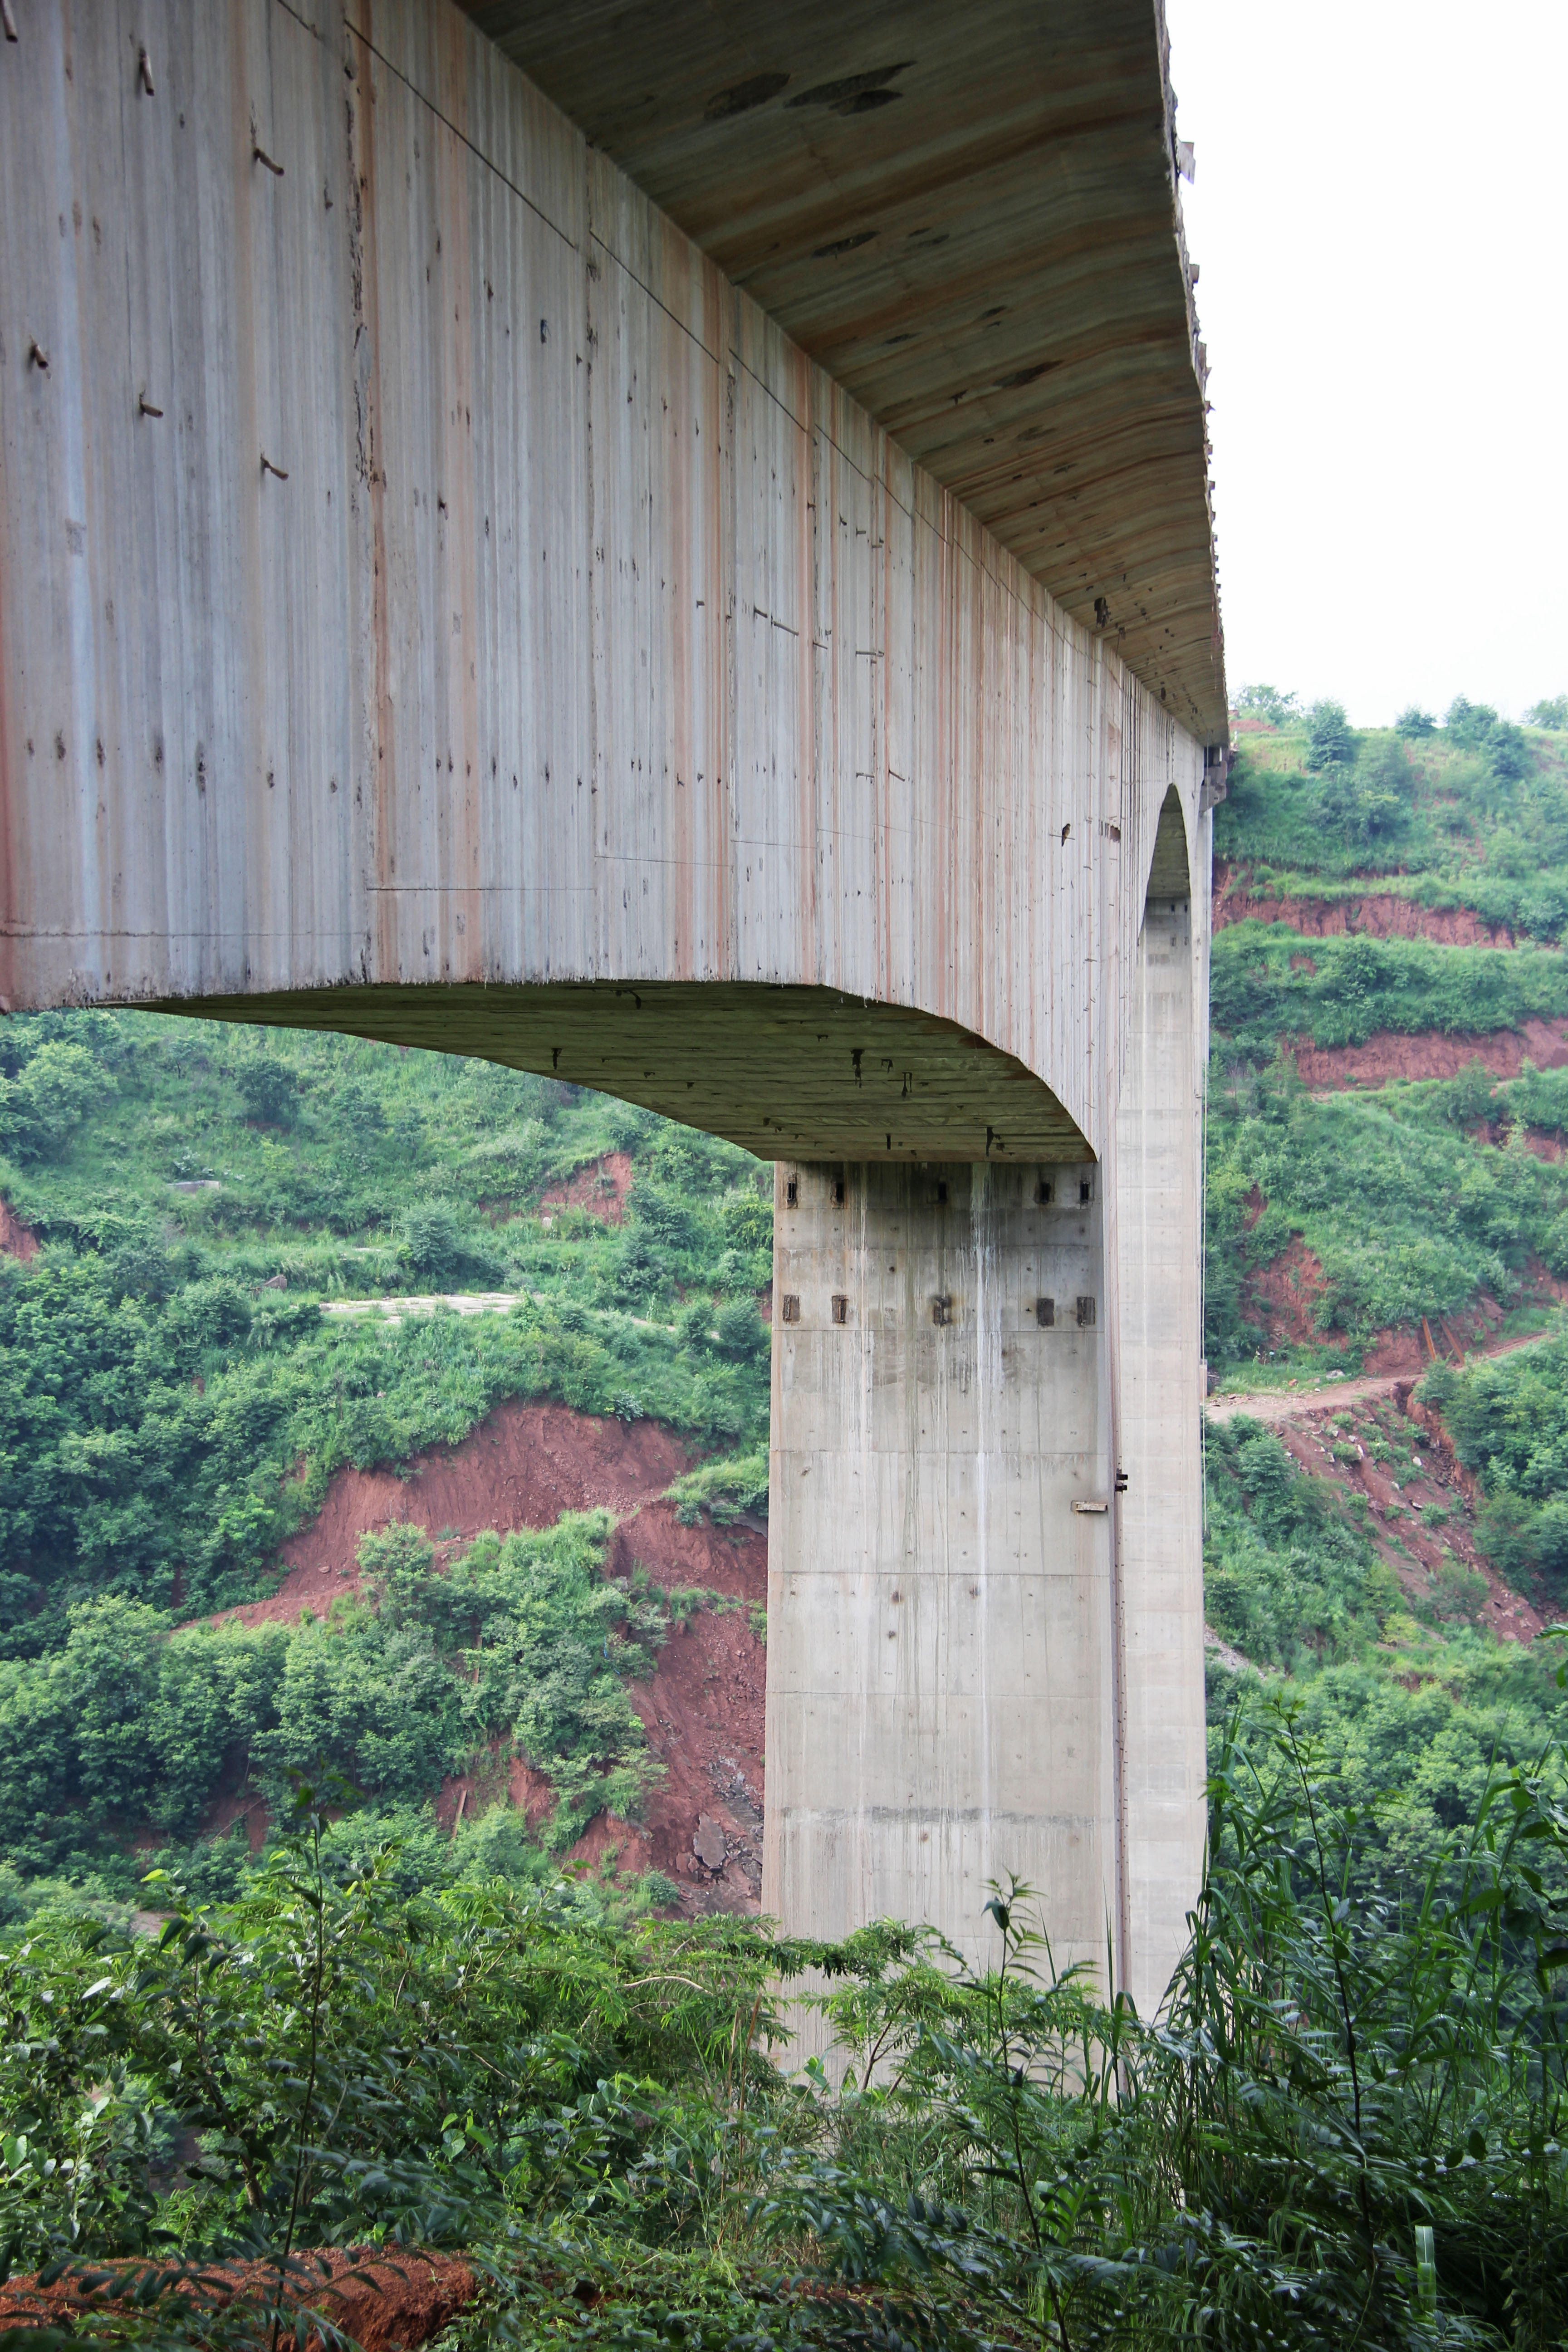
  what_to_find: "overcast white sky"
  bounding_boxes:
[1164,0,1568,728]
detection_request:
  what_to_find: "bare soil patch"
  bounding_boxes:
[1215,872,1520,949]
[542,1148,635,1224]
[1466,1120,1567,1163]
[1291,1019,1568,1089]
[0,1196,39,1259]
[434,1505,769,1916]
[1244,1234,1329,1348]
[617,1505,767,1912]
[206,1401,695,1629]
[1236,1190,1509,1372]
[198,1405,767,1917]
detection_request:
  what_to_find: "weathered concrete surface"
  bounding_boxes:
[764,799,1208,2014]
[463,0,1225,741]
[0,0,1216,1999]
[766,1158,1117,2006]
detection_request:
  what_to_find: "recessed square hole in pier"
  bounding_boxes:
[785,1176,799,1208]
[1079,1176,1094,1204]
[781,1294,800,1323]
[931,1295,952,1326]
[831,1177,845,1207]
[1035,1297,1055,1327]
[936,1180,948,1205]
[1077,1295,1096,1327]
[831,1294,848,1324]
[1035,1178,1053,1205]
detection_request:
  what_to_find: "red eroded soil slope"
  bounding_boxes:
[1275,1388,1542,1646]
[541,1148,635,1222]
[1290,1019,1568,1090]
[204,1402,769,1915]
[0,1197,39,1259]
[1215,866,1521,948]
[230,1401,695,1627]
[612,1502,768,1910]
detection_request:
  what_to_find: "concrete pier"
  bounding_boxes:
[766,1159,1116,1989]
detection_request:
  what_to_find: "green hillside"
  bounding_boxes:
[1216,691,1568,932]
[1208,698,1568,1372]
[1203,691,1568,1903]
[0,1014,769,1910]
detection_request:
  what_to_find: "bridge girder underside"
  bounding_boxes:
[169,981,1092,1165]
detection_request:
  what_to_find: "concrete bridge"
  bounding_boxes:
[0,0,1225,2012]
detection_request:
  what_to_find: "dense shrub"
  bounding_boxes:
[0,1512,676,1878]
[1211,924,1568,1059]
[7,1725,1568,2347]
[1304,697,1357,770]
[1422,1333,1568,1602]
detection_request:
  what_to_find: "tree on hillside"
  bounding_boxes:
[1445,695,1499,747]
[0,1039,117,1161]
[399,1200,470,1286]
[1304,698,1357,770]
[235,1054,300,1128]
[1489,720,1532,783]
[1526,693,1568,730]
[1314,736,1411,848]
[1395,704,1436,736]
[1234,683,1301,728]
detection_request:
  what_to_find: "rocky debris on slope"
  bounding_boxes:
[1203,1625,1258,1676]
[0,2249,476,2351]
[693,1813,728,1870]
[618,1504,767,1914]
[1277,1389,1543,1645]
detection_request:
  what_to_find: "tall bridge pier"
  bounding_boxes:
[0,0,1225,2010]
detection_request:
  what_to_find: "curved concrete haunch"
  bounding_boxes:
[0,0,1218,2009]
